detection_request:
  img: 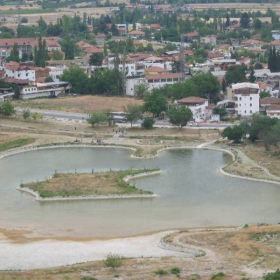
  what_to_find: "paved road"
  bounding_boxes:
[16,108,234,129]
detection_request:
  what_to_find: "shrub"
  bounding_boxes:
[104,253,123,269]
[171,267,181,274]
[141,117,155,129]
[154,269,168,275]
[211,272,225,280]
[81,277,98,280]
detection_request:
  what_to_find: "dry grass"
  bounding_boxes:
[239,143,280,178]
[22,170,156,198]
[0,133,35,151]
[13,95,143,114]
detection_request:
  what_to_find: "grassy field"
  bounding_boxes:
[0,134,35,152]
[21,169,158,198]
[13,95,143,114]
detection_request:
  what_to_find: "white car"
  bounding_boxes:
[189,122,200,127]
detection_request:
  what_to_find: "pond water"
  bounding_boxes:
[1,147,280,238]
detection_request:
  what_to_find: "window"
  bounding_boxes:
[250,110,252,113]
[245,110,246,113]
[250,104,252,107]
[239,97,242,100]
[250,97,252,100]
[167,78,172,82]
[154,79,159,82]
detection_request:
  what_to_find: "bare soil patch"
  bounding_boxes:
[13,95,143,114]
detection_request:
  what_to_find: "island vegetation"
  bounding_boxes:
[20,169,159,198]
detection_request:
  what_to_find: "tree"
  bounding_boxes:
[8,43,20,62]
[240,12,251,29]
[249,114,279,142]
[213,107,227,119]
[264,123,280,150]
[168,105,193,128]
[222,78,227,94]
[32,112,43,121]
[104,254,123,269]
[225,65,247,85]
[22,109,31,120]
[225,13,230,27]
[123,104,141,127]
[134,83,149,99]
[89,53,104,66]
[45,76,54,82]
[0,102,15,117]
[248,66,256,83]
[87,111,107,127]
[141,117,155,129]
[21,17,28,23]
[221,125,246,143]
[51,50,63,60]
[260,91,271,99]
[60,65,89,94]
[142,90,167,117]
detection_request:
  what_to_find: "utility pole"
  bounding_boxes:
[17,0,21,24]
[180,33,185,81]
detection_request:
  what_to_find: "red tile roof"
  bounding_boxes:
[266,104,280,111]
[145,66,169,73]
[128,30,145,35]
[270,40,280,46]
[184,31,199,37]
[84,47,103,53]
[150,24,161,29]
[260,97,280,105]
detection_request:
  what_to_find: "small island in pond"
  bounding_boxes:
[18,169,160,201]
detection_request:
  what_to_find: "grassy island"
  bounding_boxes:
[20,169,160,198]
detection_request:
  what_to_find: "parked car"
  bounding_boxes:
[189,122,200,127]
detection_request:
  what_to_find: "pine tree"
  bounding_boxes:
[9,43,20,62]
[225,13,230,27]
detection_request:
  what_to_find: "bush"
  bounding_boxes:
[81,277,98,280]
[264,269,280,279]
[211,272,225,280]
[141,117,155,129]
[104,253,123,269]
[154,269,168,275]
[171,267,181,274]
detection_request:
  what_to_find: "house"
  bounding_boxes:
[251,34,262,40]
[184,31,199,41]
[272,30,280,40]
[184,50,194,56]
[178,96,209,122]
[227,23,241,30]
[126,77,147,96]
[76,41,93,49]
[0,87,14,102]
[237,57,252,65]
[3,62,36,82]
[83,46,103,56]
[95,33,106,42]
[270,40,280,50]
[266,104,280,119]
[145,66,169,75]
[128,30,145,39]
[19,81,71,99]
[146,73,182,90]
[200,35,217,45]
[0,38,37,56]
[241,39,267,49]
[150,24,161,30]
[260,97,280,108]
[232,82,260,116]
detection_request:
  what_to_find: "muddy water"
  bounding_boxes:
[0,147,279,238]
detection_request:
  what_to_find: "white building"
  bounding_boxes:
[178,96,209,122]
[48,65,68,82]
[146,73,182,91]
[1,62,35,82]
[126,77,147,96]
[19,82,70,99]
[232,83,260,116]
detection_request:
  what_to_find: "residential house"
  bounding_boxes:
[145,66,169,75]
[128,30,145,39]
[83,46,103,56]
[272,30,280,40]
[0,38,37,56]
[0,87,14,102]
[146,73,182,90]
[178,96,209,122]
[266,104,280,119]
[95,33,106,42]
[200,35,217,45]
[232,82,260,116]
[260,97,280,108]
[184,31,199,42]
[3,62,36,81]
[270,40,280,50]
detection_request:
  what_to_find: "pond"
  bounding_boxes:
[1,147,280,238]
